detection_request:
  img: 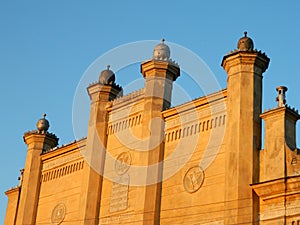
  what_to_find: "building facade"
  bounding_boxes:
[4,33,300,225]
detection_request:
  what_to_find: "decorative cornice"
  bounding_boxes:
[141,59,180,81]
[260,106,300,121]
[165,113,226,142]
[5,186,20,196]
[225,49,268,57]
[23,131,59,149]
[42,137,86,159]
[23,130,58,139]
[107,113,142,135]
[42,160,84,182]
[162,89,227,118]
[221,50,270,74]
[87,82,123,102]
[251,175,300,201]
[105,88,145,112]
[87,81,122,90]
[112,88,144,105]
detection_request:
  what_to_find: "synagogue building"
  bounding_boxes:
[4,33,300,225]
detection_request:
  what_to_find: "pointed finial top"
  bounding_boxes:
[43,113,46,118]
[161,38,165,43]
[244,31,247,37]
[107,65,110,70]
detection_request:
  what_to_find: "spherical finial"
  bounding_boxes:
[36,114,50,133]
[237,31,254,51]
[153,38,170,61]
[99,65,115,85]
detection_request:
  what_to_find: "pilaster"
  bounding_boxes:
[140,59,180,225]
[16,132,58,225]
[79,82,122,225]
[260,106,300,181]
[4,187,20,225]
[222,50,269,224]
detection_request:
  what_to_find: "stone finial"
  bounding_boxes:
[276,86,288,107]
[153,38,170,61]
[99,65,115,85]
[36,114,50,134]
[237,31,254,51]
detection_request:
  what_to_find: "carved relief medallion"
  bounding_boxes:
[183,166,204,193]
[115,152,131,175]
[51,203,66,224]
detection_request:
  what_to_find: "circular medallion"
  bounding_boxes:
[115,152,131,175]
[183,166,204,193]
[51,203,66,224]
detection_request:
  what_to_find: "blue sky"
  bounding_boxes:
[1,0,300,222]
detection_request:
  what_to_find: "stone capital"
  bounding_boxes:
[261,106,300,152]
[141,59,180,81]
[260,106,300,122]
[221,51,270,75]
[87,82,122,103]
[23,132,58,150]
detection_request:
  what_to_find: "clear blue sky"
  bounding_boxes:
[1,0,300,222]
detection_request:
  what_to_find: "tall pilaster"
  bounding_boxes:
[140,39,180,225]
[16,115,58,225]
[79,66,122,225]
[221,32,269,224]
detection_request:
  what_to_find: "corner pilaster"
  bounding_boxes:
[260,104,300,181]
[16,131,58,225]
